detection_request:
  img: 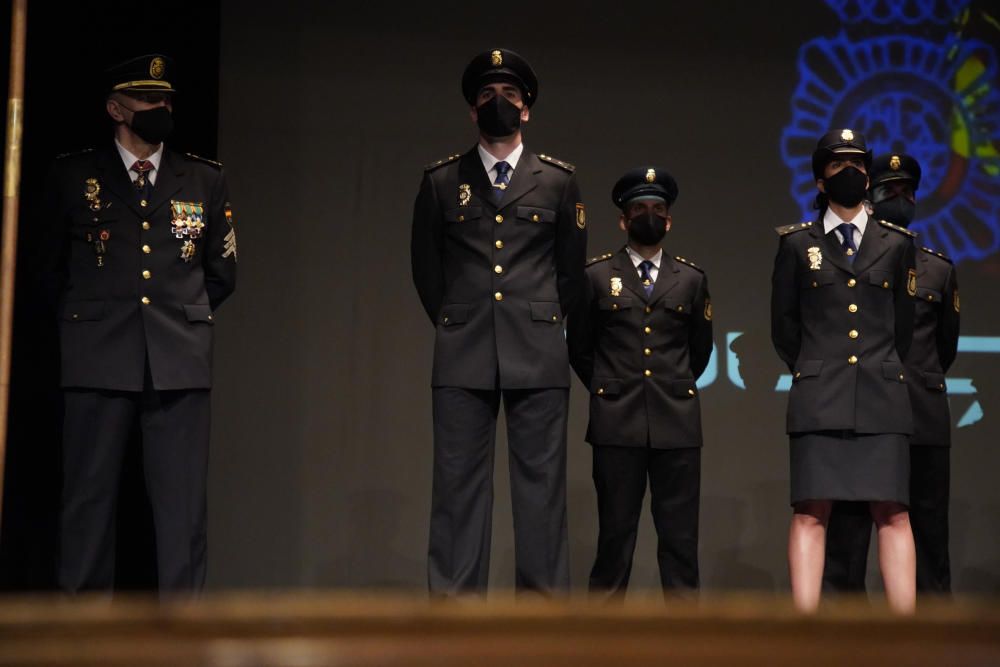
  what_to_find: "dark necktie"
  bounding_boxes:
[836,222,858,263]
[491,160,511,205]
[638,260,655,297]
[131,159,154,202]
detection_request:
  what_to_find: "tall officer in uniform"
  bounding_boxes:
[410,48,586,594]
[771,130,917,613]
[824,153,960,594]
[568,168,712,596]
[41,54,237,592]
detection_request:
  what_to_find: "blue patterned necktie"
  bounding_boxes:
[638,260,655,297]
[836,222,858,263]
[491,160,511,205]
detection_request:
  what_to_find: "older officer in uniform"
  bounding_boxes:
[42,54,237,592]
[568,167,712,596]
[410,48,586,594]
[824,153,960,594]
[771,129,917,613]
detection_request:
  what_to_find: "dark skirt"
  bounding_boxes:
[789,431,909,506]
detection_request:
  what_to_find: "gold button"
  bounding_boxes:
[644,370,652,377]
[141,296,150,305]
[676,305,684,312]
[495,214,504,223]
[494,265,503,274]
[142,221,150,230]
[927,294,934,301]
[848,304,858,313]
[142,270,151,279]
[849,329,859,339]
[208,315,213,321]
[494,292,503,301]
[443,317,449,323]
[899,373,904,381]
[848,355,858,365]
[612,303,619,311]
[794,371,801,378]
[458,215,465,222]
[939,383,945,390]
[847,278,856,287]
[645,306,652,314]
[882,281,890,289]
[687,389,696,396]
[140,199,148,207]
[142,244,151,254]
[811,281,818,288]
[71,314,79,320]
[644,326,652,334]
[531,213,540,222]
[644,348,651,356]
[495,240,504,249]
[597,388,605,395]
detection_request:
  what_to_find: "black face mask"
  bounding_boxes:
[126,106,174,145]
[822,166,869,207]
[873,197,916,227]
[476,95,522,138]
[626,212,668,246]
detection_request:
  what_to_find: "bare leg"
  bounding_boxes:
[870,501,916,614]
[789,500,832,613]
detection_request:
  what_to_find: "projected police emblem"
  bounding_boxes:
[780,0,1000,264]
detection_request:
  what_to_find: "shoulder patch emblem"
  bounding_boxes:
[674,255,704,272]
[920,246,953,264]
[586,252,614,266]
[185,153,223,168]
[878,219,917,237]
[775,221,812,236]
[538,153,576,172]
[424,154,461,171]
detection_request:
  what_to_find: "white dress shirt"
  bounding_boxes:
[823,206,867,250]
[478,142,524,184]
[626,245,663,283]
[115,138,163,185]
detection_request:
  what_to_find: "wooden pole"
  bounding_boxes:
[0,0,29,531]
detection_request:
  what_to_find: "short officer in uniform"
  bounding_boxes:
[770,129,917,613]
[410,48,586,594]
[41,54,237,592]
[824,153,960,594]
[568,167,712,595]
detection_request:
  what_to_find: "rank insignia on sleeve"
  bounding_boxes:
[610,276,622,296]
[907,268,917,296]
[459,183,471,206]
[807,246,822,270]
[170,200,205,239]
[576,202,586,229]
[223,228,237,261]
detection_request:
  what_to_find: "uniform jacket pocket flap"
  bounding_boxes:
[530,301,563,322]
[183,304,215,323]
[801,269,835,288]
[663,299,693,314]
[516,206,556,223]
[439,303,470,326]
[793,359,824,380]
[444,206,482,223]
[881,361,904,382]
[915,287,941,302]
[598,296,633,311]
[869,270,893,288]
[669,379,698,398]
[62,300,105,321]
[591,377,621,396]
[923,371,946,391]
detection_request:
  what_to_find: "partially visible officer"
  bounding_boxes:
[410,48,586,595]
[40,54,237,593]
[824,153,960,595]
[568,167,712,596]
[771,129,917,613]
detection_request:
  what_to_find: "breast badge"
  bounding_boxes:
[610,276,622,297]
[180,239,197,263]
[807,246,823,270]
[84,178,102,212]
[458,183,471,206]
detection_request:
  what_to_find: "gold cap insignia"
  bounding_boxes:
[491,50,503,66]
[907,268,917,297]
[889,155,901,170]
[610,276,622,297]
[576,202,586,229]
[645,168,656,183]
[841,129,854,141]
[150,57,166,79]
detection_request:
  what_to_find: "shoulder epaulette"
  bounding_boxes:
[185,153,223,168]
[775,221,812,236]
[54,148,94,160]
[920,246,953,264]
[586,252,613,266]
[424,154,461,171]
[878,219,917,237]
[674,255,704,272]
[538,153,575,172]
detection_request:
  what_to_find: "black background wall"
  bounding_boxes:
[2,0,998,593]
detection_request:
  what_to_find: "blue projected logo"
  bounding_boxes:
[780,2,1000,264]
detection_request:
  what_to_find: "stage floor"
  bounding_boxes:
[1,592,999,666]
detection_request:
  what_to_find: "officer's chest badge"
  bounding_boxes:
[84,178,102,212]
[807,246,823,270]
[907,268,917,296]
[458,183,471,206]
[180,239,197,263]
[610,276,623,296]
[170,200,206,239]
[576,203,586,229]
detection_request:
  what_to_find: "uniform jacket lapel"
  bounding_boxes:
[851,215,891,276]
[458,147,494,207]
[611,246,648,302]
[647,253,681,306]
[814,221,855,275]
[96,145,144,217]
[146,149,184,216]
[497,151,540,211]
